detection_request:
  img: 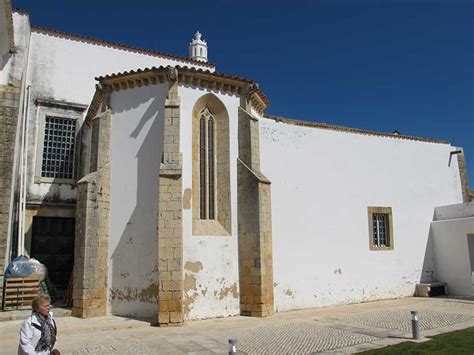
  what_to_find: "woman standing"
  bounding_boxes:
[18,294,59,355]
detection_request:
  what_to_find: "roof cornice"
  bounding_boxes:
[31,25,216,69]
[265,114,450,145]
[87,66,269,122]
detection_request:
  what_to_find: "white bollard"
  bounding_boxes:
[411,310,421,340]
[228,338,238,354]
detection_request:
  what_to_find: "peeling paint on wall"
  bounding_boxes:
[284,289,295,298]
[218,282,239,300]
[184,272,197,291]
[183,188,192,209]
[184,272,199,316]
[260,125,309,148]
[184,261,203,273]
[109,282,159,303]
[183,261,202,316]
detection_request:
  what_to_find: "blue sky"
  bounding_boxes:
[14,0,474,186]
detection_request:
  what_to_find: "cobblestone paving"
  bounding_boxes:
[420,299,474,316]
[205,322,379,354]
[1,297,473,354]
[339,309,474,331]
[70,342,152,354]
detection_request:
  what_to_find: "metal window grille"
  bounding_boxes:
[41,116,76,179]
[373,213,388,247]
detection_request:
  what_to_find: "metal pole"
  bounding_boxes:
[228,339,238,355]
[411,310,421,340]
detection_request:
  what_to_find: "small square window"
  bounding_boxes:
[368,207,394,250]
[41,115,76,180]
[34,99,86,184]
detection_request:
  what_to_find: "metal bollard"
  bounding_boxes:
[411,311,421,340]
[228,338,238,354]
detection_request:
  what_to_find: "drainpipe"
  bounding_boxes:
[21,85,30,255]
[16,88,26,256]
[16,84,30,256]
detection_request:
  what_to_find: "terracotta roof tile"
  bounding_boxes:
[96,65,269,107]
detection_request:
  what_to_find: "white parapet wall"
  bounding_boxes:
[431,202,474,296]
[260,117,464,312]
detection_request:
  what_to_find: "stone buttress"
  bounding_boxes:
[156,67,184,326]
[237,84,274,317]
[72,108,111,318]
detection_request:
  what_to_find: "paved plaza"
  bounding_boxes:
[1,296,473,354]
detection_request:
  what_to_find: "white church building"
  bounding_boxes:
[0,3,472,325]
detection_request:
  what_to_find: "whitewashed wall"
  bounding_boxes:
[23,23,213,204]
[108,84,167,319]
[179,85,240,320]
[259,118,463,312]
[431,202,474,296]
[1,13,30,85]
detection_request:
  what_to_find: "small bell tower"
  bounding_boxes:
[189,31,208,63]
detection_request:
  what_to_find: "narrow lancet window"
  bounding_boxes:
[208,117,215,219]
[199,116,206,219]
[198,108,216,220]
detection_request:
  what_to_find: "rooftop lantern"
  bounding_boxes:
[189,31,208,63]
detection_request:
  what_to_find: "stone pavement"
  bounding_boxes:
[1,296,473,354]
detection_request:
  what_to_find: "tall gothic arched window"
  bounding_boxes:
[199,107,215,220]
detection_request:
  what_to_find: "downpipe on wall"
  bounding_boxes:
[16,84,30,256]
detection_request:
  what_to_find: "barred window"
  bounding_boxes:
[372,213,388,247]
[199,108,216,220]
[41,116,76,179]
[368,207,393,250]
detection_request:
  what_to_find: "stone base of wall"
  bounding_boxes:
[72,169,109,318]
[0,80,21,307]
[156,170,183,326]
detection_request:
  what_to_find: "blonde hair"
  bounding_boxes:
[31,294,51,312]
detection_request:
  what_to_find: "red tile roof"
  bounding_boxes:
[96,65,269,107]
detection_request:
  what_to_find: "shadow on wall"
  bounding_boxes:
[109,87,166,320]
[420,223,437,284]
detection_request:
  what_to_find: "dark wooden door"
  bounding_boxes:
[31,217,75,290]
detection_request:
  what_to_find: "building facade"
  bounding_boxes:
[0,4,470,325]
